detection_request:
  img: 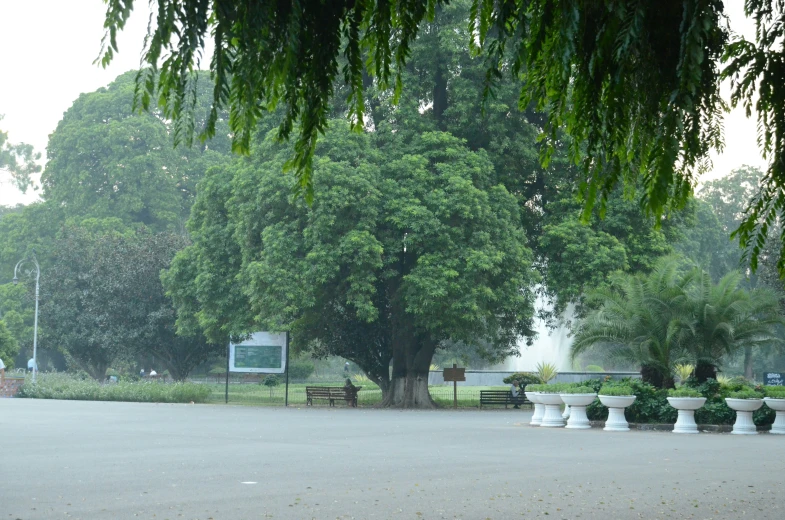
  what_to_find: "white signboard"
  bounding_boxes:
[229,332,287,373]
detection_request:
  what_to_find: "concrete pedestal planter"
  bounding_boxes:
[725,398,764,434]
[526,392,544,426]
[763,398,785,434]
[598,395,636,431]
[666,397,707,434]
[560,393,597,429]
[538,393,566,428]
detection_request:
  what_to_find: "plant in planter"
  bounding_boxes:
[525,384,546,426]
[598,384,636,431]
[537,383,566,428]
[725,389,764,435]
[666,388,706,434]
[764,386,785,435]
[560,385,597,429]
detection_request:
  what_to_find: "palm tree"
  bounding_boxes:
[684,269,783,381]
[572,257,785,387]
[571,258,694,388]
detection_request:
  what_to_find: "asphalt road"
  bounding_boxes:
[1,399,782,520]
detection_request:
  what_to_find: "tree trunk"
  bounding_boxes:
[743,347,754,380]
[640,363,673,389]
[379,318,437,408]
[694,361,717,383]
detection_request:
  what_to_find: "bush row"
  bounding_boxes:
[17,373,211,403]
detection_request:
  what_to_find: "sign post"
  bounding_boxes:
[228,332,290,405]
[765,372,784,386]
[442,364,466,409]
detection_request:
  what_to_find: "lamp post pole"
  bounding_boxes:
[14,252,40,384]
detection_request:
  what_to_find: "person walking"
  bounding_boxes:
[27,357,37,374]
[0,356,5,382]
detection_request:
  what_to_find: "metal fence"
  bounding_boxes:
[200,380,511,408]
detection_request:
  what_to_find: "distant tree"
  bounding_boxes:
[42,228,219,380]
[0,319,19,370]
[0,115,40,192]
[42,71,232,231]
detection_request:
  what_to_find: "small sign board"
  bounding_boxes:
[764,372,784,386]
[229,332,288,374]
[443,366,465,382]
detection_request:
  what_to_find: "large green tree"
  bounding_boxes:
[42,228,219,380]
[165,121,537,407]
[42,71,232,231]
[99,0,785,273]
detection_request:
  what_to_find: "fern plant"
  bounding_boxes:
[673,364,694,385]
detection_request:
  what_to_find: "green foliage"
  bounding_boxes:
[43,228,220,381]
[165,120,537,407]
[42,71,232,231]
[727,390,764,400]
[501,373,542,389]
[287,360,315,381]
[765,386,785,399]
[668,388,703,398]
[560,386,595,395]
[723,4,785,274]
[0,319,19,370]
[525,384,545,393]
[585,365,604,373]
[535,362,558,383]
[573,257,784,387]
[0,115,41,192]
[598,385,634,397]
[17,372,210,403]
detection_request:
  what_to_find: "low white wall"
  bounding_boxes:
[428,370,640,387]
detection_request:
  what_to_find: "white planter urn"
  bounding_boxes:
[763,398,785,434]
[725,398,764,435]
[538,393,566,428]
[560,393,597,429]
[666,397,707,434]
[526,392,544,426]
[562,405,571,420]
[598,395,637,431]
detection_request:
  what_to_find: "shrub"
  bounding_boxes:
[673,363,695,384]
[598,384,634,396]
[502,372,543,390]
[764,386,785,399]
[525,384,545,392]
[727,389,763,399]
[561,385,595,394]
[287,359,315,380]
[536,362,558,383]
[668,388,703,398]
[585,365,604,372]
[17,373,210,403]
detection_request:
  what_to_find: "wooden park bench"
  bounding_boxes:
[305,386,362,407]
[479,390,530,409]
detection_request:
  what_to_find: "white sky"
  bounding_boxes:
[0,0,766,206]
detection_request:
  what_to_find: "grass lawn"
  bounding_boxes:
[204,381,514,408]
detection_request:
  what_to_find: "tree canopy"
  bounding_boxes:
[165,120,538,406]
[0,115,40,192]
[100,0,785,273]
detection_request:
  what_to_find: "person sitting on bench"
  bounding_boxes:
[510,380,523,409]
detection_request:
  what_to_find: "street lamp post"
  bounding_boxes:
[13,252,40,383]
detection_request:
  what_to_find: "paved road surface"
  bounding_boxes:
[1,399,782,519]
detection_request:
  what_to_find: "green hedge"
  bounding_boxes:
[585,377,775,426]
[17,373,210,403]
